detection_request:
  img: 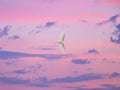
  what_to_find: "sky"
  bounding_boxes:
[0,0,120,90]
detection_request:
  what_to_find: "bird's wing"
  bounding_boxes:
[59,43,65,52]
[58,32,65,43]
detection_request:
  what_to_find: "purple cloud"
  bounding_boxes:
[87,48,99,55]
[0,50,68,60]
[97,14,120,26]
[8,35,20,40]
[0,76,29,84]
[0,76,49,87]
[44,22,56,28]
[110,24,120,44]
[109,72,120,78]
[51,73,102,83]
[72,59,90,64]
[13,70,27,74]
[0,25,11,38]
[75,84,120,90]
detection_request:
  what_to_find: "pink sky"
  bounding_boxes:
[0,0,120,90]
[0,0,120,22]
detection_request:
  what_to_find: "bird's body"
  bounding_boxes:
[58,32,65,44]
[58,32,65,52]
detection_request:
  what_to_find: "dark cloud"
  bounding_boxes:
[110,24,120,44]
[0,50,68,60]
[109,72,120,78]
[44,22,55,28]
[34,22,56,33]
[97,14,120,26]
[0,25,11,38]
[96,14,120,44]
[13,70,27,74]
[8,35,20,40]
[0,76,29,84]
[116,24,120,29]
[87,48,99,55]
[0,76,49,87]
[110,36,120,44]
[50,73,102,83]
[72,59,90,64]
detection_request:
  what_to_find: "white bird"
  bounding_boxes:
[58,32,65,52]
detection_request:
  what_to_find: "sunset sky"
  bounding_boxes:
[0,0,120,90]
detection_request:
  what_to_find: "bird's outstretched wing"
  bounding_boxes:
[59,43,65,52]
[58,32,65,43]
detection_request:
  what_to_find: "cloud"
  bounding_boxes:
[101,84,120,90]
[44,22,56,28]
[109,72,120,78]
[0,25,11,38]
[0,50,68,60]
[97,14,120,26]
[0,76,29,84]
[31,77,49,87]
[34,22,56,33]
[75,85,120,90]
[87,48,99,55]
[50,73,102,83]
[13,70,27,74]
[72,59,90,64]
[110,24,120,44]
[0,76,49,87]
[66,84,120,90]
[96,14,120,44]
[110,37,120,44]
[8,35,20,40]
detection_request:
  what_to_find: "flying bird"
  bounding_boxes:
[58,32,65,52]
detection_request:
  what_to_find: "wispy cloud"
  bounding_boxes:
[0,25,11,38]
[0,76,49,87]
[75,84,120,90]
[8,35,20,40]
[30,77,49,87]
[50,73,102,83]
[0,50,68,60]
[72,59,90,64]
[101,84,120,90]
[13,70,27,74]
[34,21,56,33]
[0,76,29,84]
[97,14,120,26]
[97,14,120,44]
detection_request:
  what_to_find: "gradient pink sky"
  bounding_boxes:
[0,0,120,90]
[0,0,120,22]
